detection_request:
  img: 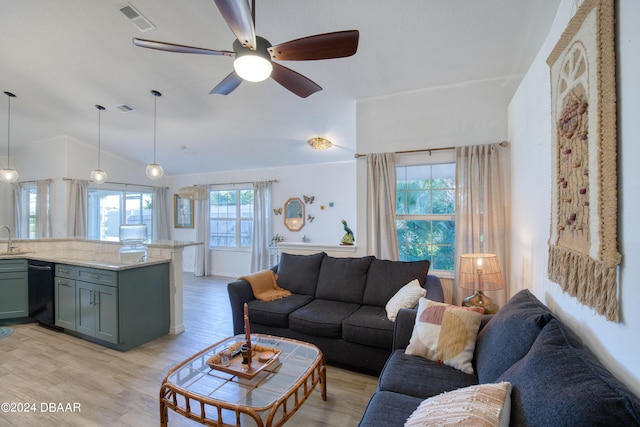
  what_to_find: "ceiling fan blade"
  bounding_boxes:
[270,62,321,98]
[133,38,234,56]
[209,71,243,95]
[268,30,359,61]
[213,0,256,49]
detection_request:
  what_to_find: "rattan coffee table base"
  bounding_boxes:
[159,335,327,427]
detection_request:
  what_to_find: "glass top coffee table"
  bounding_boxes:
[159,334,326,427]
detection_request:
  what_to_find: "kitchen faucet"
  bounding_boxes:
[0,225,15,253]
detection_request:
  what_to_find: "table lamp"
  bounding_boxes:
[458,253,504,314]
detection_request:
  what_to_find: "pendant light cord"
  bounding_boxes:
[153,93,157,163]
[4,92,15,169]
[95,104,105,170]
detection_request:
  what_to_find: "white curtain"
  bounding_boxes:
[251,181,272,272]
[12,183,23,237]
[67,179,89,237]
[36,179,51,238]
[366,153,399,260]
[151,186,170,240]
[194,185,210,277]
[454,143,510,306]
[12,180,51,238]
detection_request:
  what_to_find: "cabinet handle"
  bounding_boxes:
[90,273,100,280]
[60,281,71,287]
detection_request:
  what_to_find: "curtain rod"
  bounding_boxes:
[62,177,168,189]
[207,179,279,186]
[354,141,509,158]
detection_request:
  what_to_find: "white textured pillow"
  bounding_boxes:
[385,279,426,321]
[404,382,512,427]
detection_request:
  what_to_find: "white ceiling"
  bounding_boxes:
[0,0,560,176]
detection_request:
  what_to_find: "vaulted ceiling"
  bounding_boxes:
[0,0,559,176]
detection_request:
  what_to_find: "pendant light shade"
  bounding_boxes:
[90,105,107,184]
[146,90,164,179]
[0,91,18,183]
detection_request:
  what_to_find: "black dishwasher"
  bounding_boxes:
[28,260,60,330]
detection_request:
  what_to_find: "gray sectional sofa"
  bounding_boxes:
[358,289,640,426]
[227,252,444,373]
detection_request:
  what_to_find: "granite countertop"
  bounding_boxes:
[0,250,171,271]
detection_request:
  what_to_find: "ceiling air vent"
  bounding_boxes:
[119,3,156,33]
[116,104,136,114]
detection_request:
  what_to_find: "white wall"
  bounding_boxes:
[354,73,517,258]
[509,0,640,395]
[169,161,357,277]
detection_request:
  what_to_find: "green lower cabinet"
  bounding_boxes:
[76,281,118,344]
[0,260,28,320]
[55,262,168,351]
[54,277,76,329]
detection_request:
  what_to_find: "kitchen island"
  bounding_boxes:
[0,238,201,349]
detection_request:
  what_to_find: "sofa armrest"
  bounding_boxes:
[392,308,417,350]
[227,279,256,335]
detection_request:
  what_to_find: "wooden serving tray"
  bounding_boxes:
[206,343,281,379]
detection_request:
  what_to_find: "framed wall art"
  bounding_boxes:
[174,194,194,229]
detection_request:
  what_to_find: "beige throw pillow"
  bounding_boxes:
[405,298,484,374]
[385,279,426,321]
[404,382,512,427]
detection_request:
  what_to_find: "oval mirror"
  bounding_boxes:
[284,197,305,231]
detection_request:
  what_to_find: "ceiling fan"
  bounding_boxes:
[133,0,359,98]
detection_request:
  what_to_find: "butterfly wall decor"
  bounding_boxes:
[307,214,315,222]
[303,195,315,204]
[273,207,283,215]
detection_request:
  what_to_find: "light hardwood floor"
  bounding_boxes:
[0,274,378,426]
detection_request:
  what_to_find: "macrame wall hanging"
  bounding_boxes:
[547,0,621,321]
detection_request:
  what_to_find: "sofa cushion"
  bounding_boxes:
[357,391,423,427]
[497,318,640,426]
[405,382,512,427]
[475,289,554,383]
[289,299,360,338]
[385,279,426,321]
[247,294,314,328]
[276,252,326,295]
[362,258,430,307]
[342,305,394,349]
[379,350,479,399]
[315,255,374,304]
[406,298,484,374]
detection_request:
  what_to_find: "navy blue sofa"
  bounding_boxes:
[227,252,443,373]
[358,289,640,426]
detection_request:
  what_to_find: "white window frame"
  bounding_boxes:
[396,150,456,277]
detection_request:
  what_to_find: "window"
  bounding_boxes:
[87,188,153,241]
[396,162,456,271]
[16,184,39,238]
[210,189,254,248]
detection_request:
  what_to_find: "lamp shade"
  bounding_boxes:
[458,253,504,291]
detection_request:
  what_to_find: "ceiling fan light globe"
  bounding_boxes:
[0,168,18,183]
[146,163,164,179]
[234,55,273,82]
[90,169,107,184]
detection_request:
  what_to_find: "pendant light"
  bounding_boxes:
[90,105,107,183]
[0,91,18,183]
[145,90,163,179]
